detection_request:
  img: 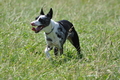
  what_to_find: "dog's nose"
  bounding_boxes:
[31,22,35,26]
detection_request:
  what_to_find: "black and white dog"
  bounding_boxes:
[31,8,82,58]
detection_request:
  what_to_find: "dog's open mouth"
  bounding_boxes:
[32,25,44,33]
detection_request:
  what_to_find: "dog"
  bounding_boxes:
[31,8,82,58]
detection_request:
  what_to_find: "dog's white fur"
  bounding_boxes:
[31,15,63,58]
[44,20,62,58]
[31,8,82,59]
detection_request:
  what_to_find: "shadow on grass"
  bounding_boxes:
[49,52,84,67]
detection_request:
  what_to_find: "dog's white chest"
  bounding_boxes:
[44,32,61,47]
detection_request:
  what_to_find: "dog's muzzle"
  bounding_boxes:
[31,22,44,33]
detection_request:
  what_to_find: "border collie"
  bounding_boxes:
[31,8,82,58]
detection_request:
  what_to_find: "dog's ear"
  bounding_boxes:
[40,8,44,15]
[46,8,53,19]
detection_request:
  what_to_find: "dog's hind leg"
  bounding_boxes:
[67,31,82,58]
[44,46,53,58]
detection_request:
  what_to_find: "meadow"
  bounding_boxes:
[0,0,120,80]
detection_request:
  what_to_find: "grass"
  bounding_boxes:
[0,0,120,79]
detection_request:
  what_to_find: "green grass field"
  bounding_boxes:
[0,0,120,79]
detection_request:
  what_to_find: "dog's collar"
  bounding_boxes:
[45,27,54,35]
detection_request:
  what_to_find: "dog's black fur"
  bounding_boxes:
[31,8,82,58]
[57,20,81,54]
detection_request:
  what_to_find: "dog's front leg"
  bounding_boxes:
[60,47,63,55]
[54,47,58,56]
[44,46,52,58]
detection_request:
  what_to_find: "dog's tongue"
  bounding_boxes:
[32,27,36,31]
[32,27,42,33]
[32,25,45,33]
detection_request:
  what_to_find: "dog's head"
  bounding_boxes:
[31,8,53,33]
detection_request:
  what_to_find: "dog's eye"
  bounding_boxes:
[39,18,45,24]
[35,16,39,20]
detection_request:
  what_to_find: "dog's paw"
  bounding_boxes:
[78,54,83,59]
